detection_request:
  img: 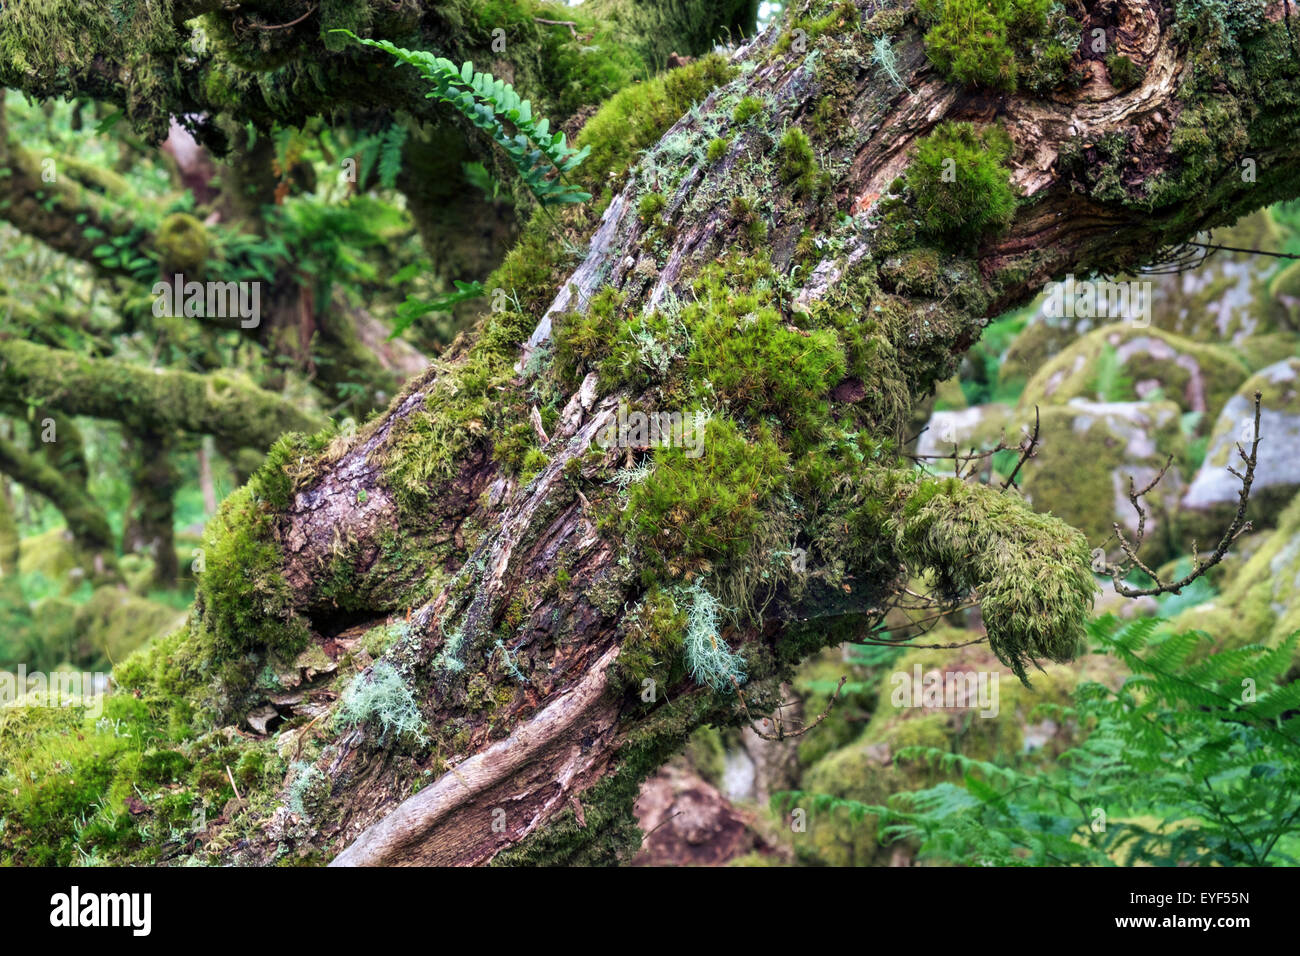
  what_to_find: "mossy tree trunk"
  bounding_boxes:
[122,431,182,588]
[154,0,1300,867]
[0,435,120,582]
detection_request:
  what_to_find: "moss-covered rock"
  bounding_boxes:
[793,634,1085,866]
[1148,210,1290,345]
[914,402,1014,460]
[1180,358,1300,537]
[1020,324,1250,422]
[998,305,1083,392]
[17,527,89,595]
[1019,400,1186,565]
[30,586,185,670]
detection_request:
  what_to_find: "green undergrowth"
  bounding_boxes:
[0,633,288,865]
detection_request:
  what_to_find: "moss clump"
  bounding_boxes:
[637,192,667,223]
[614,587,688,691]
[731,96,766,124]
[891,477,1095,683]
[575,53,736,193]
[706,137,730,163]
[777,127,818,195]
[378,306,536,512]
[193,431,333,672]
[905,121,1018,247]
[624,417,787,581]
[1106,53,1145,91]
[155,213,210,277]
[916,0,1080,93]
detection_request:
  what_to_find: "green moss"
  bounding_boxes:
[905,121,1018,247]
[624,417,788,580]
[1020,324,1251,420]
[1106,54,1145,91]
[192,433,334,671]
[575,53,736,193]
[683,724,726,785]
[891,477,1095,683]
[731,96,765,124]
[637,191,667,223]
[777,126,822,197]
[916,0,1080,93]
[706,137,730,163]
[155,213,210,276]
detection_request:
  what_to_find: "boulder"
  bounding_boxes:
[1146,210,1291,344]
[1019,400,1186,566]
[1169,492,1300,659]
[915,403,1015,461]
[1180,358,1300,537]
[1020,324,1250,423]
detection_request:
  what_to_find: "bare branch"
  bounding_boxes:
[1101,391,1262,598]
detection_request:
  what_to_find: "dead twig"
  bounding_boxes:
[1101,390,1262,598]
[1000,405,1041,491]
[246,4,317,30]
[534,17,579,38]
[745,675,848,742]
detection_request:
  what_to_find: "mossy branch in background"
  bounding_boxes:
[335,31,592,207]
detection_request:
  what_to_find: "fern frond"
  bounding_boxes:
[336,31,591,206]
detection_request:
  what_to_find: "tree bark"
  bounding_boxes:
[122,431,182,588]
[122,0,1300,864]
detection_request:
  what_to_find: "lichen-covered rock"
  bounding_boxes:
[1147,210,1291,345]
[1000,306,1083,391]
[1020,324,1250,422]
[1180,358,1300,538]
[915,402,1015,460]
[1019,400,1186,565]
[1168,492,1300,659]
